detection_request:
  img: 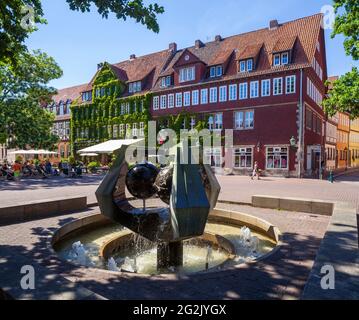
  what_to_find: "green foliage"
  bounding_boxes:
[332,0,359,60]
[0,50,62,149]
[87,161,100,173]
[323,67,359,118]
[15,155,24,163]
[68,155,76,166]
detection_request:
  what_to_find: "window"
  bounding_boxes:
[215,113,223,130]
[209,87,218,103]
[266,147,288,169]
[160,95,167,109]
[175,93,183,107]
[125,103,130,114]
[168,94,174,108]
[234,147,253,168]
[201,89,208,104]
[286,75,296,94]
[208,115,214,130]
[153,96,159,110]
[179,66,195,83]
[234,110,254,129]
[126,124,131,138]
[273,77,283,95]
[281,52,289,65]
[160,76,172,88]
[192,90,199,105]
[209,65,223,78]
[239,59,254,72]
[239,83,248,99]
[250,81,259,98]
[119,124,125,137]
[219,86,227,102]
[132,123,138,137]
[240,61,246,72]
[59,102,64,115]
[183,91,191,106]
[129,81,141,93]
[261,79,270,97]
[229,84,237,101]
[82,91,92,102]
[273,54,281,66]
[190,117,196,130]
[247,59,253,71]
[273,52,289,66]
[205,148,222,168]
[139,122,145,136]
[306,108,313,130]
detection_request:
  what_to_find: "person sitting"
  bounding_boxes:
[45,160,53,175]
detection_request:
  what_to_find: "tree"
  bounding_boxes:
[323,67,359,118]
[324,0,359,117]
[0,0,164,65]
[332,0,359,60]
[0,50,63,149]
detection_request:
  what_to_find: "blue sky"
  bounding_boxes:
[26,0,358,89]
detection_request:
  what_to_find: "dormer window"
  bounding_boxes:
[210,65,223,78]
[82,91,92,102]
[129,81,141,93]
[160,76,172,88]
[239,59,253,72]
[273,52,289,66]
[179,66,195,83]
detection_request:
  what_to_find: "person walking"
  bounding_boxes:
[251,161,260,180]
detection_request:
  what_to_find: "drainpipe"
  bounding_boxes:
[298,69,304,178]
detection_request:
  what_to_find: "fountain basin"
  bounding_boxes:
[52,209,280,275]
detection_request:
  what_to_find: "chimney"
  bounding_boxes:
[169,42,177,52]
[215,35,222,42]
[130,54,136,60]
[195,39,204,49]
[97,63,103,70]
[269,19,279,30]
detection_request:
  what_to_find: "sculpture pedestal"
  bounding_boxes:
[157,241,183,270]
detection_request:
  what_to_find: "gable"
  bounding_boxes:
[173,49,205,68]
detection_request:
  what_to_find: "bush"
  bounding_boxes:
[15,155,23,163]
[68,155,76,166]
[87,161,100,173]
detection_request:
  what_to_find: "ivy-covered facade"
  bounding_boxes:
[70,63,151,155]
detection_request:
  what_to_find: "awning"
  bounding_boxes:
[9,149,57,155]
[80,153,99,157]
[78,139,144,154]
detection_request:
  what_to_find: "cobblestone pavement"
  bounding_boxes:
[1,170,358,211]
[0,204,329,300]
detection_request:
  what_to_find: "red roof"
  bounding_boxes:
[52,84,88,104]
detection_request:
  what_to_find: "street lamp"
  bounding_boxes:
[290,136,297,148]
[256,141,261,152]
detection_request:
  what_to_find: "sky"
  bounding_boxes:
[26,0,358,89]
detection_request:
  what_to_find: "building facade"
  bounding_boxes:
[349,118,359,167]
[50,14,332,177]
[336,111,350,169]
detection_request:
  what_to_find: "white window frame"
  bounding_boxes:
[153,96,159,110]
[266,147,289,170]
[160,95,167,109]
[247,59,253,72]
[261,79,271,97]
[190,116,196,130]
[175,92,183,107]
[229,84,237,101]
[281,52,289,65]
[239,82,248,100]
[139,122,145,137]
[179,66,195,83]
[209,87,218,103]
[168,94,174,108]
[219,86,227,102]
[201,88,208,104]
[216,65,223,77]
[210,66,216,78]
[183,91,191,107]
[239,61,246,72]
[273,77,283,95]
[233,147,253,169]
[192,90,199,105]
[273,54,281,66]
[286,75,296,94]
[250,81,259,98]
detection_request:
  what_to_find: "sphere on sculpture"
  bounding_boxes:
[125,162,159,199]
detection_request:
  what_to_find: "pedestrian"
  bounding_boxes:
[13,160,22,180]
[251,161,260,180]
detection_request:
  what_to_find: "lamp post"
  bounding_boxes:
[290,136,297,148]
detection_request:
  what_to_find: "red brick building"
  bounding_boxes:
[51,14,328,177]
[150,14,327,177]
